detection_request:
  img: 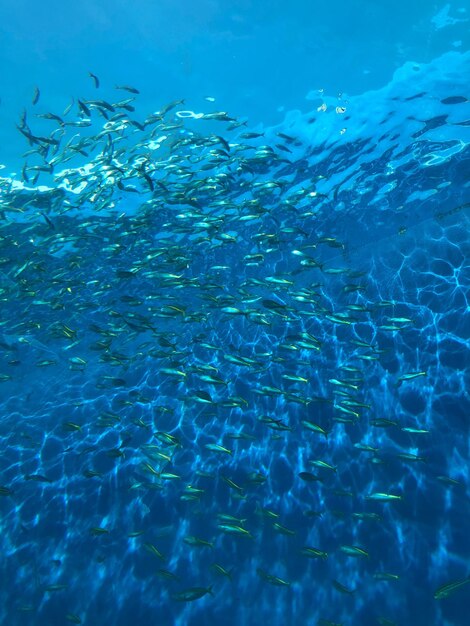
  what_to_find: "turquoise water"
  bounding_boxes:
[0,2,469,625]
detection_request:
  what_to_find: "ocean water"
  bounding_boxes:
[0,2,469,625]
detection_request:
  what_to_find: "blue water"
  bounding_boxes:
[0,2,469,625]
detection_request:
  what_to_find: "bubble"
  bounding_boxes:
[176,110,204,119]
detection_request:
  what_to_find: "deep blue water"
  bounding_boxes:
[0,2,469,625]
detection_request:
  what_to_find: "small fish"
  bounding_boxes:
[387,317,413,324]
[78,99,91,117]
[217,524,253,538]
[397,371,427,386]
[43,584,68,592]
[217,513,247,525]
[155,432,181,447]
[298,471,322,483]
[160,367,186,378]
[441,95,468,105]
[198,374,227,386]
[156,569,179,581]
[434,576,470,600]
[116,84,140,94]
[352,512,382,522]
[203,111,233,121]
[300,547,328,559]
[143,543,165,560]
[211,563,232,580]
[205,443,232,455]
[90,527,109,535]
[32,86,40,105]
[301,420,330,438]
[183,536,214,549]
[436,475,464,488]
[310,460,337,473]
[240,132,264,139]
[159,99,185,115]
[88,71,100,88]
[160,472,181,481]
[371,418,398,428]
[272,522,295,536]
[172,586,213,602]
[191,390,214,404]
[256,506,280,519]
[396,452,426,463]
[332,579,355,594]
[401,427,429,434]
[257,568,291,587]
[366,493,403,502]
[83,470,103,479]
[339,545,369,558]
[36,359,57,367]
[354,443,379,453]
[374,572,400,581]
[329,378,359,391]
[282,374,308,383]
[221,477,244,493]
[25,474,53,483]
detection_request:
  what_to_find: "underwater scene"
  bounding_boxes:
[0,1,469,625]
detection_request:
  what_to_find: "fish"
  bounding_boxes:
[332,580,355,594]
[183,536,214,549]
[172,586,214,602]
[397,371,427,386]
[309,460,337,473]
[374,572,400,581]
[43,584,68,592]
[211,563,233,580]
[396,452,426,463]
[434,576,470,600]
[301,420,330,438]
[298,471,323,483]
[257,568,291,587]
[300,547,328,559]
[205,443,232,455]
[90,527,110,535]
[217,513,247,525]
[436,475,464,488]
[32,86,40,105]
[156,569,179,581]
[366,493,403,502]
[352,512,382,522]
[88,71,100,89]
[339,545,369,558]
[143,543,165,560]
[401,427,430,434]
[221,477,244,493]
[371,418,398,428]
[217,524,253,538]
[115,84,140,94]
[272,522,296,536]
[77,99,91,117]
[25,474,53,483]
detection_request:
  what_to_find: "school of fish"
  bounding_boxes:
[0,72,469,626]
